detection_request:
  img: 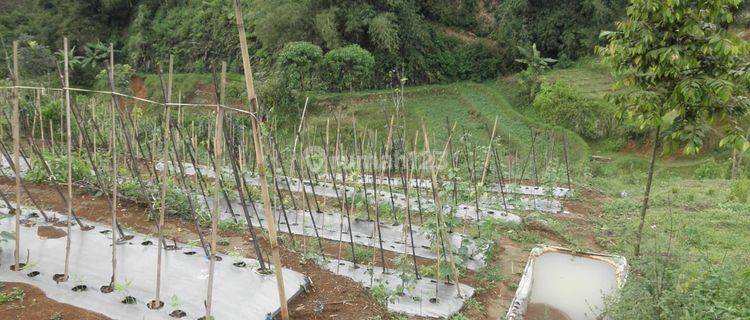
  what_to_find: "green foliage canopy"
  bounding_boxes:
[323,44,375,92]
[533,81,613,140]
[599,0,750,155]
[275,41,323,91]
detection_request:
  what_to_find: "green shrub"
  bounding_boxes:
[694,159,728,180]
[533,81,615,140]
[25,153,92,184]
[729,179,750,203]
[275,41,323,91]
[605,259,750,319]
[323,45,375,92]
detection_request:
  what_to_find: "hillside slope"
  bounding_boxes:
[308,80,591,167]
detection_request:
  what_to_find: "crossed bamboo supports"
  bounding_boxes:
[0,14,578,318]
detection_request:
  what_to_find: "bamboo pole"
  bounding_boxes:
[62,37,73,282]
[562,131,572,194]
[149,63,171,310]
[233,1,289,318]
[205,62,225,318]
[11,40,21,271]
[107,44,118,292]
[480,116,498,185]
[421,122,462,297]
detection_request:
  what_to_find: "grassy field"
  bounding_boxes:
[308,79,592,169]
[589,154,750,318]
[542,59,615,99]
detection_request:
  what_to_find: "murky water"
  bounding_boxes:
[528,251,618,320]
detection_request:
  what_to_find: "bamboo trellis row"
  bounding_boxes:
[1,19,578,319]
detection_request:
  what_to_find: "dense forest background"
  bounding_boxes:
[0,0,629,88]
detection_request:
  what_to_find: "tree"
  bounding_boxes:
[323,44,375,92]
[515,43,556,101]
[81,41,108,68]
[598,0,750,257]
[276,41,323,91]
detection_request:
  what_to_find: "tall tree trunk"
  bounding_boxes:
[634,125,661,257]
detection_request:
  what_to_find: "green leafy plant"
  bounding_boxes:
[369,279,396,307]
[515,43,556,101]
[0,285,24,304]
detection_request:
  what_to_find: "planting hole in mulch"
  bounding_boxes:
[53,273,69,283]
[257,267,273,275]
[232,261,247,268]
[9,263,27,271]
[27,271,40,277]
[141,240,153,246]
[121,296,137,304]
[183,251,197,256]
[38,225,67,239]
[72,285,88,292]
[170,310,187,318]
[100,285,114,293]
[211,255,222,262]
[52,221,68,228]
[99,230,111,234]
[429,297,439,304]
[147,300,165,310]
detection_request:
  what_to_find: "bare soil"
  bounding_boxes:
[36,225,67,239]
[0,282,109,320]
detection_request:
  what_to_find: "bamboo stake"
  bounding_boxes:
[40,108,45,153]
[205,63,224,318]
[61,37,73,282]
[369,137,387,272]
[438,121,458,168]
[214,81,268,264]
[50,119,54,153]
[149,63,171,310]
[421,122,462,297]
[562,131,572,195]
[339,166,357,267]
[354,121,373,221]
[402,140,419,278]
[412,131,424,224]
[480,116,498,184]
[233,1,289,317]
[491,147,509,212]
[108,48,118,291]
[11,41,21,271]
[267,139,294,243]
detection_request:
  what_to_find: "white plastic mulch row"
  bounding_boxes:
[0,204,309,320]
[321,259,474,319]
